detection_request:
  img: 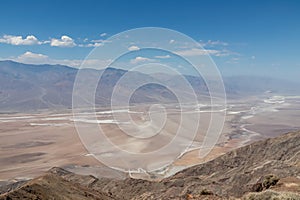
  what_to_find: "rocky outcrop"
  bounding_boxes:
[1,131,299,199]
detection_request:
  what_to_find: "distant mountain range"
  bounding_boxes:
[0,60,298,112]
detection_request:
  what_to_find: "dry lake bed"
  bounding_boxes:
[0,94,300,182]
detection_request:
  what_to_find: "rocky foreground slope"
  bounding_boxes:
[0,131,300,199]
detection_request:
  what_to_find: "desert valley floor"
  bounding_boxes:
[1,94,300,184]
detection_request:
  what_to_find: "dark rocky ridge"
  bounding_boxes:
[0,131,299,199]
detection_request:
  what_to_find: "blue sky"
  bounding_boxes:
[0,0,299,81]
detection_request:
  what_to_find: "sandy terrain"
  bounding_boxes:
[0,94,299,181]
[168,95,300,176]
[0,116,100,181]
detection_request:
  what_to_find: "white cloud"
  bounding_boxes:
[10,51,111,69]
[130,56,156,64]
[0,35,42,45]
[169,39,175,44]
[271,63,281,67]
[154,55,171,59]
[19,51,48,59]
[81,39,111,47]
[200,40,229,47]
[91,39,105,43]
[84,42,104,47]
[214,49,235,57]
[175,48,236,57]
[226,57,240,64]
[50,58,111,68]
[50,35,76,47]
[175,48,220,56]
[16,51,49,64]
[128,45,140,51]
[100,33,107,37]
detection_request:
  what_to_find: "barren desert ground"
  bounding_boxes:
[0,94,300,182]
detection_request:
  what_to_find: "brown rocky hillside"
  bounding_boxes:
[1,131,300,199]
